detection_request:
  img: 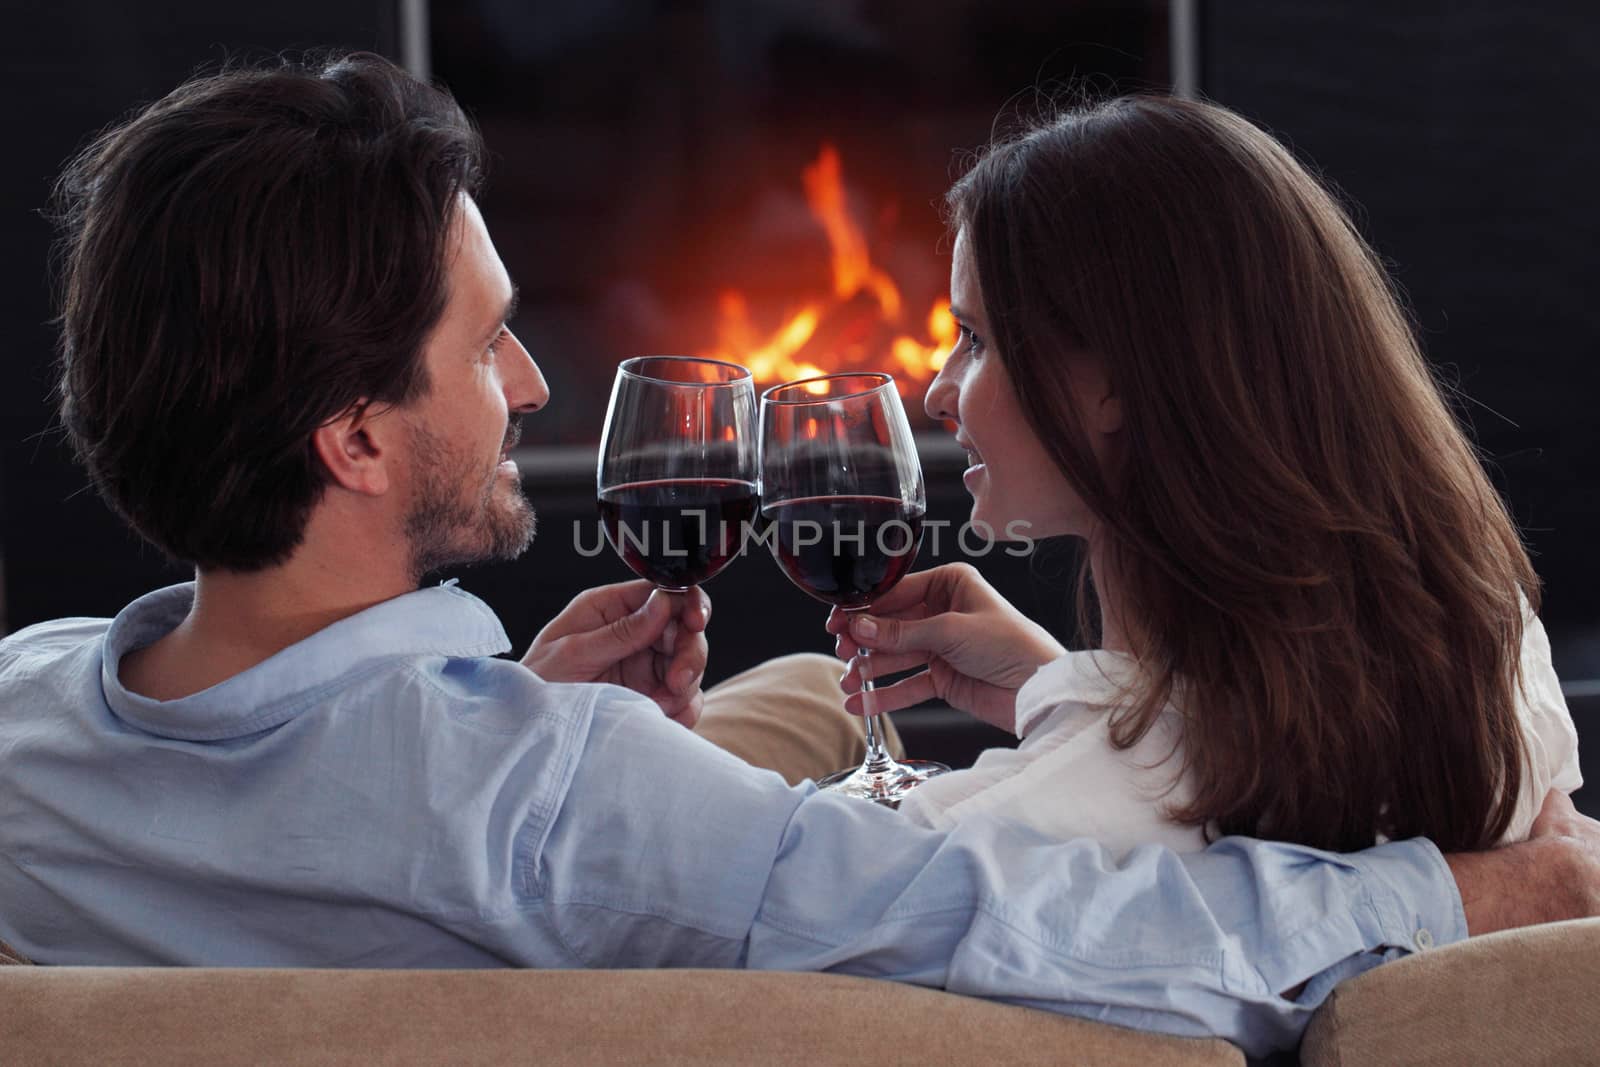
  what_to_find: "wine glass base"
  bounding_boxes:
[817,759,951,809]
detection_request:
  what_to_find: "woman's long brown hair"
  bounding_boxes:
[948,95,1537,852]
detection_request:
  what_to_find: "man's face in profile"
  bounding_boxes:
[396,196,547,578]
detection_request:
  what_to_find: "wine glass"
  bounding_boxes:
[598,356,758,592]
[759,372,950,806]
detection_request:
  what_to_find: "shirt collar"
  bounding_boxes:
[101,580,511,741]
[1014,649,1144,737]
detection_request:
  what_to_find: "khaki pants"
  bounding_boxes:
[695,654,905,786]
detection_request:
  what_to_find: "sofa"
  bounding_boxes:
[3,919,1597,1066]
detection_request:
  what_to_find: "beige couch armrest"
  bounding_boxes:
[1301,917,1600,1067]
[0,967,1242,1066]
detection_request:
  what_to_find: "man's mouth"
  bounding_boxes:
[500,418,523,461]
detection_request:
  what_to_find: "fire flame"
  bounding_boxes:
[700,144,954,398]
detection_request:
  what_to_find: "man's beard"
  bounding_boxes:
[402,419,536,581]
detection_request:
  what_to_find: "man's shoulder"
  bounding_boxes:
[358,655,683,767]
[0,616,109,678]
[395,653,611,734]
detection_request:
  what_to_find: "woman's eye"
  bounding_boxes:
[961,325,984,354]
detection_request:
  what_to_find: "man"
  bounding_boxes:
[1,52,1594,1058]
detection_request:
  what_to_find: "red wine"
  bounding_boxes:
[599,478,758,589]
[763,495,924,608]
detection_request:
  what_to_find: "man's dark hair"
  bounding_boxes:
[52,52,485,570]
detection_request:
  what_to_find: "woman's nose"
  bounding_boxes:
[924,360,957,423]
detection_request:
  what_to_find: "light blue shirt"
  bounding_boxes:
[0,582,1467,1055]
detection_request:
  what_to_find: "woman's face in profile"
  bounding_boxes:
[925,230,1104,539]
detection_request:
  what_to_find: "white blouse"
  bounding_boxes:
[898,613,1583,855]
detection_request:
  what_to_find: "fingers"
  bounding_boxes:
[663,626,709,698]
[1531,789,1581,838]
[825,566,965,636]
[652,587,711,657]
[653,618,680,656]
[828,602,936,662]
[666,690,704,730]
[838,650,931,692]
[870,563,977,614]
[582,579,656,622]
[585,588,672,660]
[846,611,951,658]
[841,670,938,717]
[526,582,711,695]
[642,665,705,728]
[853,565,945,615]
[832,616,935,663]
[825,601,934,638]
[626,677,704,729]
[676,586,712,633]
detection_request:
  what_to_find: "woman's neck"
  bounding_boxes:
[1086,532,1133,655]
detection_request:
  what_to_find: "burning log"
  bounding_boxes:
[789,289,897,375]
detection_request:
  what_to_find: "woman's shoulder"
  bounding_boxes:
[1014,648,1147,737]
[1499,611,1584,842]
[897,648,1202,853]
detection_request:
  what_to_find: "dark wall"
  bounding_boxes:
[0,1,395,634]
[1204,0,1600,639]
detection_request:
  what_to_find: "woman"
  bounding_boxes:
[828,95,1579,854]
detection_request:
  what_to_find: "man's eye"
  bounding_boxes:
[485,328,508,358]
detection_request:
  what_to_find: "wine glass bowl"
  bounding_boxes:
[598,356,758,591]
[766,493,923,610]
[759,373,950,806]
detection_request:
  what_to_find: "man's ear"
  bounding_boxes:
[311,401,394,497]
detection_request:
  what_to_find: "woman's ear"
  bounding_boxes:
[1073,355,1122,436]
[1093,387,1123,436]
[311,400,393,497]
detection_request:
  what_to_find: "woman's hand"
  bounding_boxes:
[825,563,1065,733]
[522,581,710,728]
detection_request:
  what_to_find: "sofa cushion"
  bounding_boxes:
[0,966,1243,1065]
[1300,917,1600,1066]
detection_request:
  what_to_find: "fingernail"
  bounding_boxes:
[854,616,877,640]
[673,667,695,693]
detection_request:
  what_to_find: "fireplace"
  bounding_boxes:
[419,0,1186,461]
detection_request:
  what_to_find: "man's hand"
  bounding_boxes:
[1524,790,1600,919]
[1446,790,1600,935]
[522,581,711,728]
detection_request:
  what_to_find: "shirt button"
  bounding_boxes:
[1415,928,1435,950]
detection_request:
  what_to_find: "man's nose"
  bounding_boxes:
[503,331,549,413]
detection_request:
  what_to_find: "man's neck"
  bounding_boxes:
[118,545,417,702]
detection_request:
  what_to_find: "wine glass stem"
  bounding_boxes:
[856,646,896,772]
